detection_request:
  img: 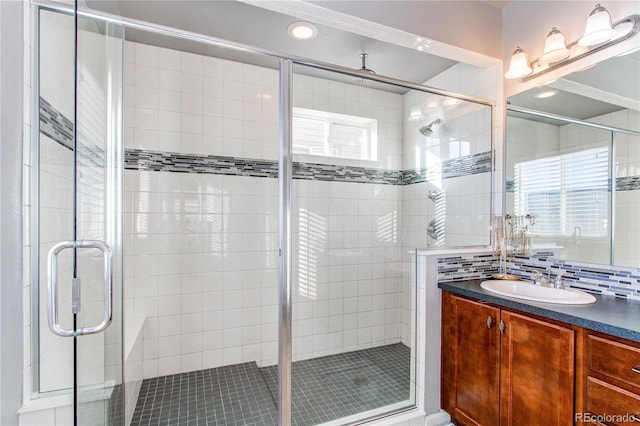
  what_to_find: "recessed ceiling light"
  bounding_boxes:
[287,22,318,40]
[534,89,559,99]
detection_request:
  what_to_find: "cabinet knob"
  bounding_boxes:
[499,320,506,334]
[632,366,640,374]
[487,316,494,329]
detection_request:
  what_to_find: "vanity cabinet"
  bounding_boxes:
[441,291,576,426]
[576,332,640,425]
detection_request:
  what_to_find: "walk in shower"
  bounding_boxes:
[29,2,493,425]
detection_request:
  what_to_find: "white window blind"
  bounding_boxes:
[514,147,609,237]
[292,107,377,161]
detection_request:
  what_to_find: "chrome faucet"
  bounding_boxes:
[532,271,549,287]
[552,273,564,289]
[532,270,564,289]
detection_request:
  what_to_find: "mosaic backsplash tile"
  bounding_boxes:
[437,251,640,301]
[437,253,498,282]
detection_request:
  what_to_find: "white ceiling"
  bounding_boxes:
[86,0,457,91]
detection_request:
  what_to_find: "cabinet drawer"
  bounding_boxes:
[587,334,640,390]
[584,377,640,425]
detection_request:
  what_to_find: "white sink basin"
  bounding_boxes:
[480,280,596,305]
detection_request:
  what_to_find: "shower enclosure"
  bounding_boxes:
[29,2,493,425]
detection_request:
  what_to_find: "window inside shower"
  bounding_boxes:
[292,107,378,161]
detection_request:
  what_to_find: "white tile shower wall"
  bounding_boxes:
[399,62,498,344]
[124,41,280,160]
[125,170,403,376]
[124,41,405,376]
[291,180,403,360]
[124,170,280,377]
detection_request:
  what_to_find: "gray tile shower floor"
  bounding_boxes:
[130,343,410,426]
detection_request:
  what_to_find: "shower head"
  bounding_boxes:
[419,119,442,136]
[353,53,376,83]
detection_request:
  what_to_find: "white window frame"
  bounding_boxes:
[292,107,378,162]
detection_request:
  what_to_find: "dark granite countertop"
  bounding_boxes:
[439,279,640,343]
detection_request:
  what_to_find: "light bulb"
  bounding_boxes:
[579,4,617,46]
[505,47,533,79]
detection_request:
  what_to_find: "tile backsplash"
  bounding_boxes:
[437,251,640,301]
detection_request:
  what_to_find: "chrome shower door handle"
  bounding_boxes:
[47,240,113,337]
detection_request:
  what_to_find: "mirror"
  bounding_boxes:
[506,48,640,268]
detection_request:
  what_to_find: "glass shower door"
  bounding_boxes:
[38,6,124,425]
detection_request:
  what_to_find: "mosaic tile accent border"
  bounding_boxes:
[40,97,490,186]
[40,97,107,168]
[507,176,640,192]
[402,151,492,185]
[294,161,402,185]
[126,149,487,185]
[436,251,640,301]
[40,97,73,150]
[617,175,640,191]
[126,149,279,178]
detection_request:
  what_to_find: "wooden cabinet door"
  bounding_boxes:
[500,310,575,426]
[442,293,501,426]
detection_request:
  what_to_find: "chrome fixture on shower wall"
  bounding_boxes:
[427,189,444,202]
[419,118,442,136]
[427,218,444,240]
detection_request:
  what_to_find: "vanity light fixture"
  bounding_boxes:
[505,4,640,82]
[287,21,318,40]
